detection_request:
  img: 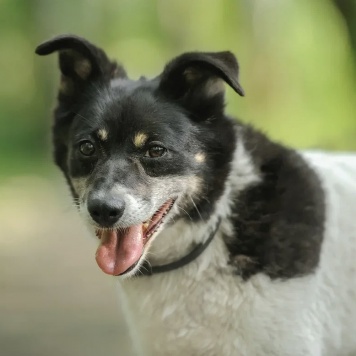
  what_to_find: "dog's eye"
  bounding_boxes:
[79,141,95,156]
[145,146,166,158]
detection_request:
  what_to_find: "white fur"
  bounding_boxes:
[117,146,356,356]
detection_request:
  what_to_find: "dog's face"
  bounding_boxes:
[36,35,244,277]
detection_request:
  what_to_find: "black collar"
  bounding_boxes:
[137,218,222,276]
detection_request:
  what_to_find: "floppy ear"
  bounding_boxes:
[158,51,244,118]
[35,35,126,176]
[35,34,126,100]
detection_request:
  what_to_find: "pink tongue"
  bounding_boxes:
[95,225,144,275]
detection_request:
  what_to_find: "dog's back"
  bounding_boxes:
[302,151,356,355]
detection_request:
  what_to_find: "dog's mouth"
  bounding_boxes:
[95,199,175,276]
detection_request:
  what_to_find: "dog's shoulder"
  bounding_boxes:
[225,125,326,279]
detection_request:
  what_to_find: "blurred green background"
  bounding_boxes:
[1,0,355,355]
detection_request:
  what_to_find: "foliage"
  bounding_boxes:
[0,0,355,177]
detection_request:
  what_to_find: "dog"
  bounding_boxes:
[36,34,356,356]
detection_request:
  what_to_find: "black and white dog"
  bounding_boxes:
[36,35,356,356]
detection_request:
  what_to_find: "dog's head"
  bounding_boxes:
[36,35,244,277]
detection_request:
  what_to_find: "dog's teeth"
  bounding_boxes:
[143,222,149,230]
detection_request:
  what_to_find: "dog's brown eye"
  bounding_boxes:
[146,146,166,158]
[79,141,95,156]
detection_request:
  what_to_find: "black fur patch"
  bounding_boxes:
[225,125,325,279]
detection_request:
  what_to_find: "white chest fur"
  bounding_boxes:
[122,241,319,356]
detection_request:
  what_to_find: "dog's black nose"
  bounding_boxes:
[87,194,125,227]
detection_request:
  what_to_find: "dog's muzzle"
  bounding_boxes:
[95,199,175,275]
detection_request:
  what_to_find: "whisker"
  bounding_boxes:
[176,203,193,221]
[189,195,206,222]
[138,259,152,276]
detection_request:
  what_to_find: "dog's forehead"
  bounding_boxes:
[72,80,191,144]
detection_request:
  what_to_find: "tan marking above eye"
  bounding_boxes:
[97,129,108,141]
[133,132,148,147]
[195,152,206,163]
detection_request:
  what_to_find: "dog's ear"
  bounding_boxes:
[158,51,244,118]
[35,35,126,175]
[35,34,126,100]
